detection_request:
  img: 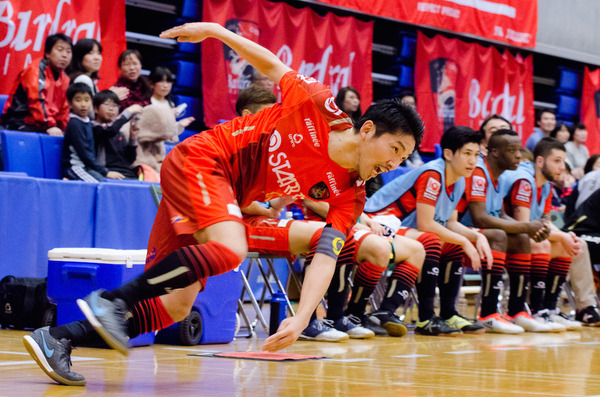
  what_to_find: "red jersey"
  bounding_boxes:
[505,179,552,216]
[464,157,497,203]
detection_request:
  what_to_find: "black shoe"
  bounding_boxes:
[367,310,408,337]
[347,313,388,336]
[415,316,462,336]
[77,289,130,355]
[23,327,86,386]
[576,306,600,326]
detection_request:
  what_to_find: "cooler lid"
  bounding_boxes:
[48,248,147,264]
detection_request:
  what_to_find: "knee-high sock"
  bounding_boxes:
[103,241,241,309]
[379,262,420,313]
[479,250,506,318]
[438,245,464,319]
[345,261,386,317]
[415,233,442,321]
[49,320,104,348]
[529,253,551,313]
[544,257,572,311]
[505,253,531,317]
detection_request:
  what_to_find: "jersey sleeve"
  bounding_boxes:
[510,179,533,208]
[325,183,366,237]
[543,187,553,215]
[465,168,487,203]
[415,170,442,207]
[279,71,353,132]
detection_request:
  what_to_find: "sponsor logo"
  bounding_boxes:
[304,118,320,147]
[471,175,486,196]
[324,96,343,116]
[146,247,157,263]
[534,281,546,289]
[269,152,301,195]
[269,130,282,152]
[424,177,441,200]
[332,237,344,255]
[308,181,330,200]
[288,133,304,147]
[295,73,318,85]
[398,290,410,300]
[326,172,341,196]
[516,181,532,202]
[427,266,440,276]
[170,214,189,225]
[41,331,54,358]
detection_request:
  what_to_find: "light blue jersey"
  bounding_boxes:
[502,162,552,220]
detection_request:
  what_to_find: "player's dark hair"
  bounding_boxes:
[44,33,72,55]
[440,126,481,160]
[356,98,424,150]
[488,129,519,151]
[584,154,600,175]
[93,89,120,109]
[479,114,512,134]
[66,82,93,102]
[235,86,277,116]
[533,137,566,161]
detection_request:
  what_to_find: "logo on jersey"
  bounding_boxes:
[471,175,486,197]
[296,73,318,85]
[326,172,341,196]
[324,97,343,116]
[304,118,321,147]
[516,181,532,202]
[424,177,441,200]
[170,214,189,225]
[332,238,344,255]
[269,130,282,152]
[269,152,301,195]
[288,133,303,147]
[308,181,330,200]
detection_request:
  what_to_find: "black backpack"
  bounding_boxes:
[0,276,56,330]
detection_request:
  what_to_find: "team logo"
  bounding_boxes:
[324,97,343,116]
[332,238,344,255]
[146,247,157,264]
[296,73,318,85]
[170,214,189,225]
[288,133,303,147]
[308,182,330,200]
[269,130,282,152]
[516,180,532,202]
[424,177,441,200]
[471,175,486,196]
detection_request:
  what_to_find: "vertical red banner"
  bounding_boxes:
[415,32,533,152]
[581,67,600,155]
[202,0,373,127]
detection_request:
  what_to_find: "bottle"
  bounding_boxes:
[289,204,304,220]
[269,290,288,335]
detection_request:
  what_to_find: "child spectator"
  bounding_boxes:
[112,49,152,109]
[92,90,143,179]
[61,83,123,182]
[1,34,72,136]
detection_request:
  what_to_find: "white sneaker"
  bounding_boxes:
[478,313,525,334]
[299,319,349,342]
[532,309,567,333]
[332,316,375,339]
[510,311,554,333]
[549,310,582,331]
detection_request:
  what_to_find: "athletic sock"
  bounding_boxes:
[128,296,175,338]
[438,244,464,319]
[544,256,572,311]
[379,262,420,313]
[103,241,241,309]
[345,261,385,317]
[49,320,104,347]
[415,233,442,321]
[505,253,531,317]
[480,250,506,317]
[326,261,354,321]
[529,253,551,313]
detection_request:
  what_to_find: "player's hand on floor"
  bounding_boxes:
[262,317,305,352]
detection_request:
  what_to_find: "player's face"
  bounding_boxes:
[359,126,415,180]
[446,142,479,178]
[498,136,523,170]
[70,92,92,119]
[540,149,566,183]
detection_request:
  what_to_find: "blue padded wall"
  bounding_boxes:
[1,131,44,177]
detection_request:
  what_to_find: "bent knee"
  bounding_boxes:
[531,239,551,254]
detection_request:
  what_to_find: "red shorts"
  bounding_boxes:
[244,216,296,260]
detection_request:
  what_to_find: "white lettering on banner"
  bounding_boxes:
[304,118,321,147]
[505,29,531,44]
[494,26,504,37]
[468,79,525,127]
[417,3,441,14]
[326,171,341,196]
[276,44,355,95]
[268,152,301,195]
[441,7,460,18]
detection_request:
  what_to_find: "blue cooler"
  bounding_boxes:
[47,248,155,347]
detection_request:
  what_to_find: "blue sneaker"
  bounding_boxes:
[77,289,130,355]
[332,316,375,339]
[299,318,349,342]
[23,327,86,386]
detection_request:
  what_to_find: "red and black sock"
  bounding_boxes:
[544,257,572,311]
[379,262,420,313]
[529,253,551,313]
[505,253,531,317]
[415,233,442,321]
[128,296,175,338]
[479,250,506,318]
[346,261,386,317]
[438,245,464,319]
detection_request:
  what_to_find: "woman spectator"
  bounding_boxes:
[148,66,195,135]
[69,39,102,96]
[583,154,600,175]
[335,86,361,124]
[549,123,571,143]
[565,123,590,179]
[112,49,152,109]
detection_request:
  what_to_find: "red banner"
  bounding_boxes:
[415,32,533,152]
[202,0,373,127]
[0,0,125,95]
[318,0,536,47]
[581,67,600,155]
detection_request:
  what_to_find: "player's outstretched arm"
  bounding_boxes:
[262,253,336,351]
[160,22,292,85]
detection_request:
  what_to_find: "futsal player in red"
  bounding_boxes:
[23,21,424,384]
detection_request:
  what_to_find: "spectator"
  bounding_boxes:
[526,108,556,152]
[551,162,575,212]
[584,154,600,175]
[479,114,511,156]
[69,38,103,118]
[112,49,151,109]
[399,90,423,167]
[132,104,178,175]
[93,90,143,179]
[1,33,72,136]
[573,155,600,210]
[61,83,122,181]
[335,86,361,124]
[565,123,590,179]
[549,123,571,143]
[149,66,195,134]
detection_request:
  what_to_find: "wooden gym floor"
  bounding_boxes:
[3,325,600,397]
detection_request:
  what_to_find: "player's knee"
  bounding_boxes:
[484,229,507,251]
[164,294,197,322]
[369,239,392,268]
[222,242,248,264]
[531,239,551,254]
[409,241,426,270]
[509,233,531,253]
